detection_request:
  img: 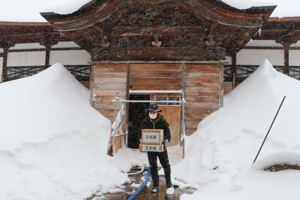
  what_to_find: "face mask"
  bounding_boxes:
[149,113,158,119]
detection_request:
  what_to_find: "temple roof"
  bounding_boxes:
[40,0,274,61]
[0,22,62,48]
[254,17,300,45]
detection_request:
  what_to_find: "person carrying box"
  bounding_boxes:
[139,104,174,194]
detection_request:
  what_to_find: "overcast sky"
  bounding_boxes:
[0,0,299,22]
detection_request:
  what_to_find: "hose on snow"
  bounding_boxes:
[127,168,151,200]
[127,165,144,176]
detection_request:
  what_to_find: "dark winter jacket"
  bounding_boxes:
[139,114,171,142]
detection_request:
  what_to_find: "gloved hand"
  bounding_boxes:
[164,139,168,148]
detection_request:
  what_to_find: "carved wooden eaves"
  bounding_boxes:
[41,0,275,61]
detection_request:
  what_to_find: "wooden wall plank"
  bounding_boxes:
[93,89,127,97]
[130,85,181,90]
[185,65,223,73]
[185,86,221,93]
[129,78,181,86]
[92,63,128,121]
[94,72,127,78]
[94,77,127,84]
[183,63,224,135]
[94,64,127,72]
[130,71,181,78]
[94,83,127,90]
[130,64,181,72]
[185,95,220,103]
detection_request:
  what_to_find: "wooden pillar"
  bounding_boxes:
[40,33,59,68]
[45,44,51,68]
[231,53,237,88]
[283,45,290,75]
[2,47,9,81]
[276,33,296,76]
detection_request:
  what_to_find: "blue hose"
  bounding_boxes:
[127,168,151,200]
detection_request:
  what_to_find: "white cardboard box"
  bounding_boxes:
[139,144,164,152]
[141,129,164,145]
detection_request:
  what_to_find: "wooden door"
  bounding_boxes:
[151,94,181,146]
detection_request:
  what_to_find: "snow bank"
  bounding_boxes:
[181,169,300,200]
[174,59,300,194]
[0,64,128,200]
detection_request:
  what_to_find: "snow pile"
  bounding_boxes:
[181,169,300,200]
[174,59,300,199]
[0,63,128,200]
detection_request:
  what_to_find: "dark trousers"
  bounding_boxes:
[147,150,172,188]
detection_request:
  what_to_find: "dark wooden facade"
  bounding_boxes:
[41,0,275,61]
[39,0,274,138]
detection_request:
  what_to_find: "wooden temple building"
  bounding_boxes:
[1,0,300,150]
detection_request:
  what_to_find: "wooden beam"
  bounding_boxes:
[2,48,8,81]
[110,26,207,37]
[284,45,290,75]
[8,47,83,53]
[231,53,237,88]
[45,45,51,68]
[244,46,300,50]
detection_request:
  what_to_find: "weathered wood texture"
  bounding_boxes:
[80,81,90,88]
[183,64,224,135]
[90,64,128,121]
[91,62,224,137]
[152,93,181,146]
[42,0,274,61]
[224,81,233,95]
[129,64,182,90]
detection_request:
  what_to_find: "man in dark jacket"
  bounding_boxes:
[139,104,174,194]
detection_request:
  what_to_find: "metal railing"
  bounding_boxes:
[108,102,128,156]
[110,96,187,158]
[224,65,299,82]
[4,65,91,81]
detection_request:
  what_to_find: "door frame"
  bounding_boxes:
[128,89,184,146]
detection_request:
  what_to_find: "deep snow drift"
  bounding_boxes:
[174,59,300,199]
[0,64,128,200]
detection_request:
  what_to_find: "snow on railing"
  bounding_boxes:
[108,101,128,156]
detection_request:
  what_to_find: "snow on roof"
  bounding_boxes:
[0,0,299,22]
[222,0,300,18]
[0,64,128,199]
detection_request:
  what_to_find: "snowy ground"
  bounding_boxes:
[112,145,183,172]
[2,60,300,199]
